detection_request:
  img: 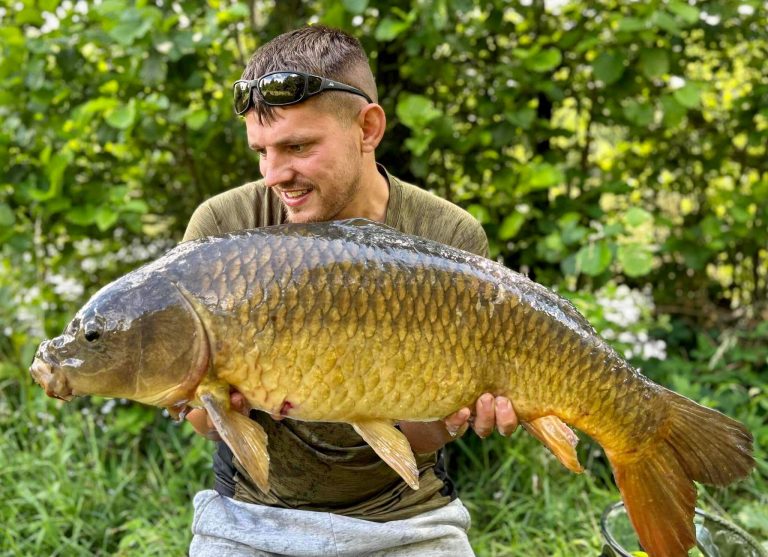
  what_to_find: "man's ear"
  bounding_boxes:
[358,103,386,153]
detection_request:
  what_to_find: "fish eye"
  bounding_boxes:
[83,320,103,343]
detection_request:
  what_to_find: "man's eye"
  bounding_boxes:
[289,144,306,153]
[256,149,267,158]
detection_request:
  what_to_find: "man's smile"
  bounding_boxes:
[278,187,313,207]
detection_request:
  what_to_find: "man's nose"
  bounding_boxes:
[260,153,295,188]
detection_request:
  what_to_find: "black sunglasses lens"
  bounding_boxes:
[258,73,306,105]
[306,76,323,94]
[233,81,252,114]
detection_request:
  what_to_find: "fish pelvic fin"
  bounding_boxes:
[607,388,754,557]
[523,415,583,473]
[352,420,420,490]
[198,386,271,493]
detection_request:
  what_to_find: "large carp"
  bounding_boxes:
[30,219,753,557]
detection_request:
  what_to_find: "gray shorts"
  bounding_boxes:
[189,489,475,557]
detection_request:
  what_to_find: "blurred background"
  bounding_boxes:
[1,0,766,555]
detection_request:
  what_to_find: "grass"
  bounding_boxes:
[2,349,766,556]
[0,364,212,556]
[452,433,617,556]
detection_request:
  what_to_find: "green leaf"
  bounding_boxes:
[318,1,347,27]
[467,204,491,225]
[617,17,647,32]
[217,2,250,23]
[48,152,72,193]
[624,207,653,227]
[74,97,119,126]
[617,244,654,277]
[505,108,536,129]
[593,52,625,85]
[109,22,142,46]
[30,151,75,201]
[660,95,686,127]
[498,213,526,240]
[525,48,562,73]
[342,0,368,14]
[527,163,564,190]
[537,232,566,262]
[639,48,669,79]
[123,200,149,214]
[623,101,654,127]
[652,11,681,34]
[66,206,98,226]
[185,109,209,131]
[560,214,588,245]
[673,83,701,109]
[375,17,411,41]
[0,203,14,228]
[95,207,119,231]
[668,1,699,24]
[576,241,613,276]
[15,6,44,26]
[106,102,137,130]
[141,55,167,85]
[404,130,436,156]
[396,94,441,129]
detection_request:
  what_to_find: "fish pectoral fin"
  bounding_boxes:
[523,415,583,473]
[199,389,270,493]
[352,420,420,490]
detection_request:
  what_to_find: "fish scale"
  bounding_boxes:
[30,219,754,557]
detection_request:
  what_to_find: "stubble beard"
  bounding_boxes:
[285,165,363,224]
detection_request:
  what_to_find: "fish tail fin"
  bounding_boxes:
[607,389,754,557]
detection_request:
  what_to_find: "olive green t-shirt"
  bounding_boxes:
[183,166,489,521]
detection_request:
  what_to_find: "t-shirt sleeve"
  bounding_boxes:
[450,217,490,259]
[183,202,221,242]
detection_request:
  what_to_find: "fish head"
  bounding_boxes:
[30,272,209,409]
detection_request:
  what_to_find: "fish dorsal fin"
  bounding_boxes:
[335,217,395,230]
[197,384,271,493]
[523,415,584,473]
[352,420,420,490]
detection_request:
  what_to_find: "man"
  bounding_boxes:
[184,25,518,556]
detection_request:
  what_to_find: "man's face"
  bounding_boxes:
[245,101,364,223]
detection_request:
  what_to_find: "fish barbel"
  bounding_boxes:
[30,219,754,557]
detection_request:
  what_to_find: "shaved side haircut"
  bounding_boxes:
[242,25,378,124]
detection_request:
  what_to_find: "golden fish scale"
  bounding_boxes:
[187,228,662,454]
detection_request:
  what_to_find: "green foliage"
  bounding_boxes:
[1,0,766,555]
[0,359,212,556]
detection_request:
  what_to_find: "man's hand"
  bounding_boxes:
[185,390,251,441]
[399,394,518,454]
[446,393,518,439]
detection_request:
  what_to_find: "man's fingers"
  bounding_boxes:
[470,394,519,438]
[445,407,471,437]
[185,408,223,441]
[230,391,251,416]
[494,396,519,436]
[472,393,495,438]
[185,390,251,441]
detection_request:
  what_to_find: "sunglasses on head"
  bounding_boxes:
[232,71,373,115]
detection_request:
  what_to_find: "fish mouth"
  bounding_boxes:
[29,356,75,402]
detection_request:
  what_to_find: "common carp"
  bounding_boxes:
[30,219,753,557]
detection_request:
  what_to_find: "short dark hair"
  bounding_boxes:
[242,25,378,124]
